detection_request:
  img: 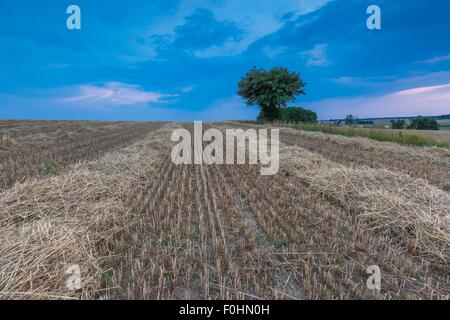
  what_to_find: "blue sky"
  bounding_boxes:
[0,0,449,121]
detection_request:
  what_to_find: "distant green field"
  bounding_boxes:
[440,125,450,131]
[293,123,450,148]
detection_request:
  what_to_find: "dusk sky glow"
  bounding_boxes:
[0,0,449,121]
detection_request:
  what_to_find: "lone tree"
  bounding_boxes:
[238,67,306,121]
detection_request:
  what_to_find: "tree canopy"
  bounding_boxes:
[238,67,306,121]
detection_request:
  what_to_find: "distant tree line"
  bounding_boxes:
[391,117,439,130]
[344,115,373,126]
[342,114,440,131]
[391,119,406,129]
[330,114,441,131]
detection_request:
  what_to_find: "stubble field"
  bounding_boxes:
[0,121,448,300]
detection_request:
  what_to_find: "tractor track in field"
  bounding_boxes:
[105,123,307,299]
[219,164,306,300]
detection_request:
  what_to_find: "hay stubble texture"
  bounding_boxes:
[0,121,448,300]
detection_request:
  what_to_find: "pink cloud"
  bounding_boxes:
[395,84,450,96]
[60,82,176,106]
[304,84,450,119]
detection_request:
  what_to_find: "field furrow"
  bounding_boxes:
[1,121,448,300]
[280,129,450,192]
[0,122,165,191]
[0,124,173,299]
[226,122,450,191]
[224,161,448,299]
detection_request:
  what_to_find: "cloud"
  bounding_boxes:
[0,82,178,115]
[395,84,450,96]
[58,82,176,106]
[42,63,71,70]
[301,43,329,66]
[193,39,248,58]
[179,85,197,93]
[420,54,450,65]
[174,9,243,52]
[304,84,450,119]
[329,72,450,93]
[164,8,245,58]
[330,76,396,88]
[262,46,286,59]
[145,0,330,58]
